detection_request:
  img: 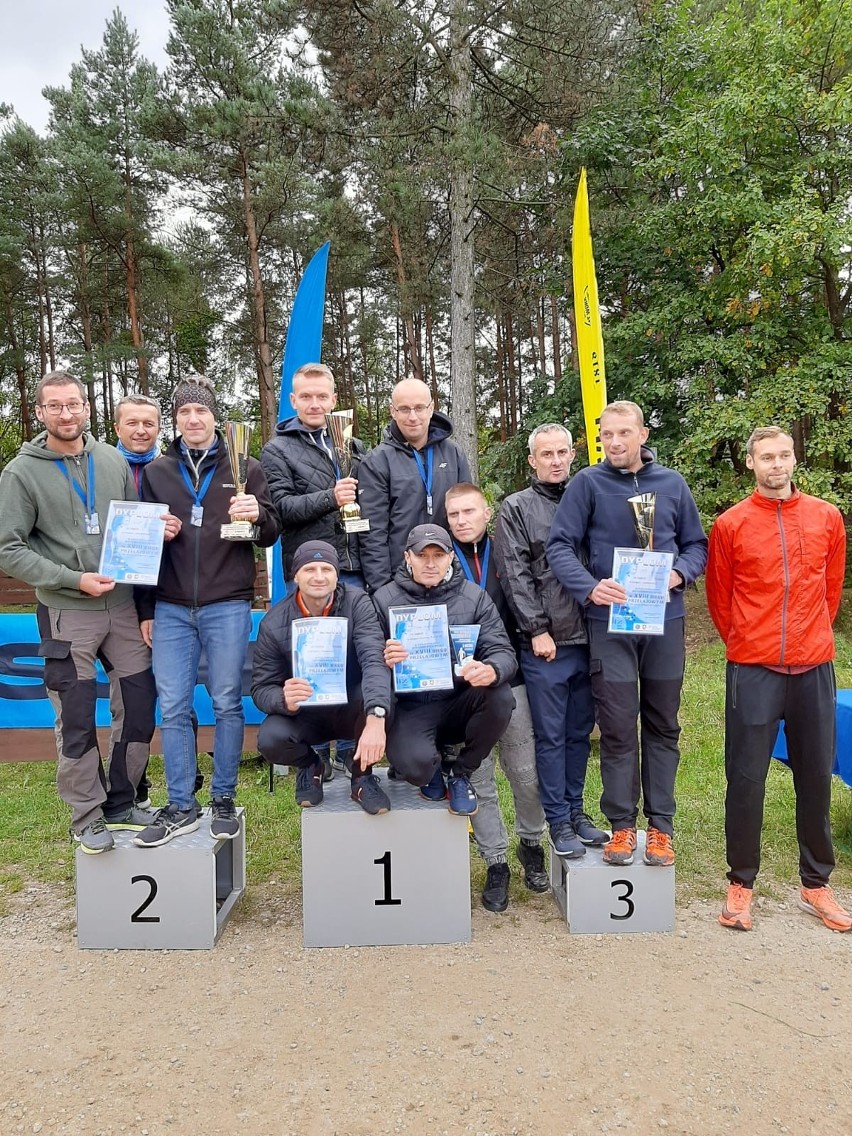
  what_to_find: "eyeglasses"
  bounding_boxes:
[39,401,87,415]
[391,403,432,417]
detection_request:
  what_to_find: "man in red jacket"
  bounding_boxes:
[706,425,849,933]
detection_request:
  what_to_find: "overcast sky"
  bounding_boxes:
[0,1,171,134]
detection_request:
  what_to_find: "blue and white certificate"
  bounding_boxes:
[389,603,454,692]
[292,617,348,705]
[449,624,481,675]
[608,547,674,636]
[98,500,167,585]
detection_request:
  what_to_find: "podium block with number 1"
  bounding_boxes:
[301,771,471,948]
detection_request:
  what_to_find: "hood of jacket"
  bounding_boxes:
[388,557,464,602]
[380,409,456,453]
[20,431,98,462]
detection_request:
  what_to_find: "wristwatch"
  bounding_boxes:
[367,707,387,719]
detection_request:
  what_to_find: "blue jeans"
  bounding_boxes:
[153,600,252,810]
[520,645,595,826]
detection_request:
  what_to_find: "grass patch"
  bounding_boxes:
[2,589,852,910]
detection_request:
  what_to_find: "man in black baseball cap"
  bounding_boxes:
[251,541,393,815]
[371,524,516,817]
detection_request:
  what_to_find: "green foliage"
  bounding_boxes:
[561,0,852,518]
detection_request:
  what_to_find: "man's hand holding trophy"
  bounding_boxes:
[220,422,260,541]
[326,409,370,533]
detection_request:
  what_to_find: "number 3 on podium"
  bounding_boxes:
[610,878,635,921]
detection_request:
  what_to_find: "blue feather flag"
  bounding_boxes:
[270,241,331,603]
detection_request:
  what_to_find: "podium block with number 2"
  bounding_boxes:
[301,771,471,948]
[76,811,245,950]
[550,829,675,934]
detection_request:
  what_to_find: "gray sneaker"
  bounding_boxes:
[210,797,240,839]
[73,817,115,855]
[104,805,157,831]
[132,804,200,848]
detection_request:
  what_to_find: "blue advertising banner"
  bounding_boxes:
[0,612,265,729]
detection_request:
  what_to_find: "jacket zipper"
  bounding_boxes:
[776,503,789,664]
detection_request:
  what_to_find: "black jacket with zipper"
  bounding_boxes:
[260,415,366,579]
[493,477,587,648]
[140,432,279,611]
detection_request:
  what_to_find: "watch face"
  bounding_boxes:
[371,707,386,718]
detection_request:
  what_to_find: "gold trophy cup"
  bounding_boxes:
[627,493,656,550]
[325,409,370,533]
[220,422,259,541]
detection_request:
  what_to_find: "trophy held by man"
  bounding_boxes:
[221,422,259,540]
[326,409,370,533]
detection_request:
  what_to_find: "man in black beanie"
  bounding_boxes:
[251,541,393,815]
[134,374,280,847]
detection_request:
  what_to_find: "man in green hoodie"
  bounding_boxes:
[0,371,169,854]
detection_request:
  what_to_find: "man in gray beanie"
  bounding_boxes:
[134,374,280,847]
[251,540,393,815]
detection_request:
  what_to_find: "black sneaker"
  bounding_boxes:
[571,809,609,846]
[350,773,391,815]
[516,841,550,892]
[132,804,200,847]
[295,761,324,808]
[550,819,586,859]
[482,862,510,912]
[210,797,240,839]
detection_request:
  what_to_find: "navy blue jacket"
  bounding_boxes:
[546,449,708,622]
[357,412,471,591]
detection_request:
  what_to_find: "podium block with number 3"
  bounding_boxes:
[75,811,245,950]
[550,829,674,934]
[301,771,471,948]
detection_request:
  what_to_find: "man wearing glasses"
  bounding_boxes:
[358,378,471,591]
[0,371,161,853]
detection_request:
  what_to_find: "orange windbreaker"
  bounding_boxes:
[706,488,846,666]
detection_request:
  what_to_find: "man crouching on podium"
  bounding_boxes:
[251,541,393,815]
[372,524,516,817]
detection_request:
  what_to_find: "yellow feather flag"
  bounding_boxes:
[572,167,607,464]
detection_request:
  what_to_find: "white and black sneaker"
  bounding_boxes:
[210,797,240,839]
[132,804,200,848]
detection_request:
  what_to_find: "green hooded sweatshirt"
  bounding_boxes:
[0,431,138,609]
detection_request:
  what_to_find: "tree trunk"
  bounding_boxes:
[425,301,438,404]
[389,221,424,383]
[495,313,506,442]
[40,228,56,371]
[448,0,478,478]
[240,152,276,442]
[4,296,33,440]
[359,286,373,440]
[551,295,562,382]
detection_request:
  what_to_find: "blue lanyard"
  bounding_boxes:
[178,460,216,507]
[453,538,490,589]
[412,448,433,514]
[57,453,95,517]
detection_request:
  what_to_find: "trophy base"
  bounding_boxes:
[220,521,259,541]
[343,517,370,533]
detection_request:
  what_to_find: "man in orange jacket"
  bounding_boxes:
[706,425,849,933]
